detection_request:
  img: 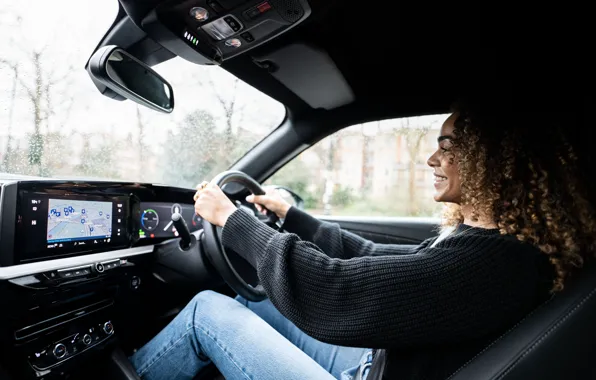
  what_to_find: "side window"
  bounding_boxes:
[266,114,448,217]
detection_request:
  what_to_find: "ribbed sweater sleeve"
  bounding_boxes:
[222,208,547,349]
[281,206,426,258]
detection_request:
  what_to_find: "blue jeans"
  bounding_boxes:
[129,290,372,380]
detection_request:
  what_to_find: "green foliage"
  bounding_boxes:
[73,139,119,179]
[161,110,256,189]
[266,158,323,209]
[330,185,354,207]
[27,133,43,167]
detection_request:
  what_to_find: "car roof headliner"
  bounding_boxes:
[101,0,593,124]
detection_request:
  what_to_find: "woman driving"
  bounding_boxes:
[129,100,595,380]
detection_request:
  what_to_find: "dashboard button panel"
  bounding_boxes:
[28,320,115,371]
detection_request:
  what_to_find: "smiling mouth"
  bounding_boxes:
[434,174,447,183]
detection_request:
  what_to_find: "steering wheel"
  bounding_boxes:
[201,170,278,302]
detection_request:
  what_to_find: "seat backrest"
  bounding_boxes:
[448,260,596,380]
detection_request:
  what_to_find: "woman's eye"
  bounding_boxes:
[439,144,451,153]
[439,140,453,152]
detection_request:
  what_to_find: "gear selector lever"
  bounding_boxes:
[172,212,194,250]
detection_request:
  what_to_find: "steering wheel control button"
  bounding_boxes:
[94,263,104,273]
[53,343,66,359]
[130,276,141,290]
[103,321,114,335]
[82,334,92,346]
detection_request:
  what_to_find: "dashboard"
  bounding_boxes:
[0,180,202,270]
[0,179,219,379]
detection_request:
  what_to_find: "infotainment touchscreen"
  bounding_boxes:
[16,192,130,263]
[47,199,113,244]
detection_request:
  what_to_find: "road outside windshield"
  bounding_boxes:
[0,0,285,188]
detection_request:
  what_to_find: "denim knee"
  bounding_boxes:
[186,290,239,327]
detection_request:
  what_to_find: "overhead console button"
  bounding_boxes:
[243,2,272,20]
[244,7,261,20]
[202,16,243,40]
[207,0,225,13]
[240,32,255,42]
[224,16,242,32]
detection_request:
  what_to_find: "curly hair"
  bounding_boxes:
[443,100,596,292]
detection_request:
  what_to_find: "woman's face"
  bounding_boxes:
[427,113,461,203]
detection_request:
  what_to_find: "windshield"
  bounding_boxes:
[0,0,285,188]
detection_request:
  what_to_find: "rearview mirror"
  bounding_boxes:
[88,46,174,113]
[274,186,305,210]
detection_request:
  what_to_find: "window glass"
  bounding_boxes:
[267,114,449,217]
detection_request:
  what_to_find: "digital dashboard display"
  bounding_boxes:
[47,199,113,243]
[137,202,201,239]
[16,192,129,263]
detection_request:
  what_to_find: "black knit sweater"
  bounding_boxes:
[221,206,554,380]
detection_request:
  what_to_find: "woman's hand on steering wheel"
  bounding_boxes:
[246,186,292,219]
[193,181,237,227]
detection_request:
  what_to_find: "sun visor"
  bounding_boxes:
[254,43,354,110]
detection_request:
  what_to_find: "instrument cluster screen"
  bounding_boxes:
[137,202,201,240]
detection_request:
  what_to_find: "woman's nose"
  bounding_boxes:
[427,150,439,167]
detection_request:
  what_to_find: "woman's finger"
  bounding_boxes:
[193,181,209,201]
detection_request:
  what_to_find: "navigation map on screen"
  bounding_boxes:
[47,199,113,243]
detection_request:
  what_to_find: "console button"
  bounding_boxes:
[103,321,114,335]
[104,261,120,270]
[94,263,105,273]
[82,334,92,346]
[53,343,66,359]
[58,270,73,278]
[130,276,141,290]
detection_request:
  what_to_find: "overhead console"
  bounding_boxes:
[141,0,311,64]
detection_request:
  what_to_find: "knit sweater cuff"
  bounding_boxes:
[221,208,278,268]
[281,206,323,240]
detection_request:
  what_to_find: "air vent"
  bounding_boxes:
[270,0,304,23]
